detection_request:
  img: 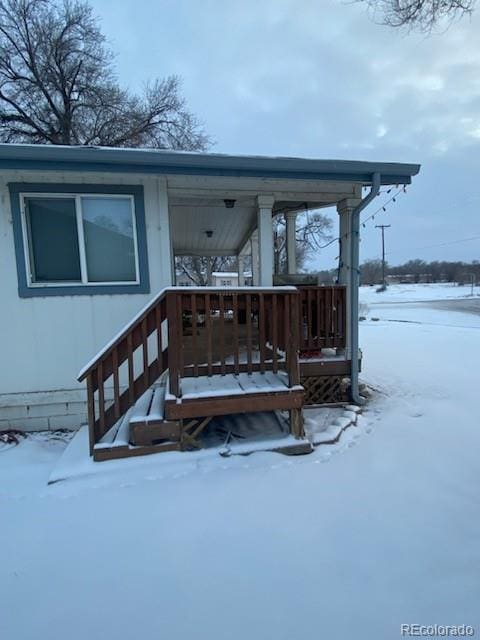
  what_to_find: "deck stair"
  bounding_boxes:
[94,389,311,461]
[129,376,182,446]
[78,286,348,461]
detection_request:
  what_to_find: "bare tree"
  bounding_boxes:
[357,0,476,32]
[175,256,238,286]
[273,210,333,274]
[0,0,208,148]
[174,210,332,285]
[360,259,385,284]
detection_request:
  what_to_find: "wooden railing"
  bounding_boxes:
[78,287,301,454]
[78,288,169,454]
[166,288,300,396]
[78,285,345,454]
[297,285,346,352]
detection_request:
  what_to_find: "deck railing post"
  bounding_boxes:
[288,291,300,387]
[167,290,181,398]
[86,373,95,456]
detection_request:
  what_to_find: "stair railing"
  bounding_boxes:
[78,288,169,454]
[78,286,302,455]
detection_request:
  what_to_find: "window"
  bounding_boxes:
[10,183,150,297]
[10,184,150,297]
[221,279,232,286]
[22,193,139,286]
[25,197,82,283]
[81,197,136,283]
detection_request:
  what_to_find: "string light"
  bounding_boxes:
[316,185,407,256]
[360,186,404,227]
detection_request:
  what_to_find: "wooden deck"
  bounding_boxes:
[78,285,349,461]
[165,371,304,420]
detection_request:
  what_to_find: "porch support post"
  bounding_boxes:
[285,211,297,274]
[156,177,174,287]
[206,256,213,286]
[237,255,245,286]
[251,231,259,286]
[256,195,275,286]
[336,198,361,358]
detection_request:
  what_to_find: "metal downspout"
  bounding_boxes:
[350,172,381,404]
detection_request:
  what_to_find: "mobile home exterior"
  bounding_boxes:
[0,144,419,445]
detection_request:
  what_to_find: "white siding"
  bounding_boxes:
[0,171,173,430]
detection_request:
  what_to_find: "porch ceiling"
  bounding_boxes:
[170,203,255,255]
[168,176,361,256]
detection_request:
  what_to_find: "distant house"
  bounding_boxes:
[0,143,419,459]
[211,271,253,287]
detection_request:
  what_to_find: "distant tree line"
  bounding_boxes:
[360,259,480,286]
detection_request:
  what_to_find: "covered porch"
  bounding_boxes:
[169,172,363,289]
[168,172,364,400]
[77,154,419,460]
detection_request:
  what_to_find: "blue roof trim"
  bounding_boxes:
[0,143,421,185]
[0,159,415,184]
[9,182,150,298]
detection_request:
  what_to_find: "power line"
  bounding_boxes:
[316,186,405,251]
[386,234,480,256]
[375,224,391,286]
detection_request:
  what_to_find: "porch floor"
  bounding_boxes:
[168,370,297,400]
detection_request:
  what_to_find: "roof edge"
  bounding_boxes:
[0,143,421,185]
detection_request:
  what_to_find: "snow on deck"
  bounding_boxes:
[166,370,301,401]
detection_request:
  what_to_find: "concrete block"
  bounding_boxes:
[65,401,87,416]
[48,414,84,431]
[25,402,69,418]
[0,404,28,420]
[0,416,49,432]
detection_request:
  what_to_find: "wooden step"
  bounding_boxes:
[129,379,182,446]
[130,420,182,446]
[93,441,181,462]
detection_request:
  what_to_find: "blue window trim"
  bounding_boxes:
[9,182,150,298]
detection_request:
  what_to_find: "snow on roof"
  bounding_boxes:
[212,272,253,277]
[212,272,238,277]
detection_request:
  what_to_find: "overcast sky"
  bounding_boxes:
[90,0,480,269]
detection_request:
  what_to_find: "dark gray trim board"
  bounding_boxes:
[0,143,421,185]
[9,183,150,298]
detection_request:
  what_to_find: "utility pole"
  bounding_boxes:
[375,224,391,287]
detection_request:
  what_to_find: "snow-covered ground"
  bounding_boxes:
[360,281,480,304]
[2,284,480,639]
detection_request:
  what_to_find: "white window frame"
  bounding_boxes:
[20,192,141,288]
